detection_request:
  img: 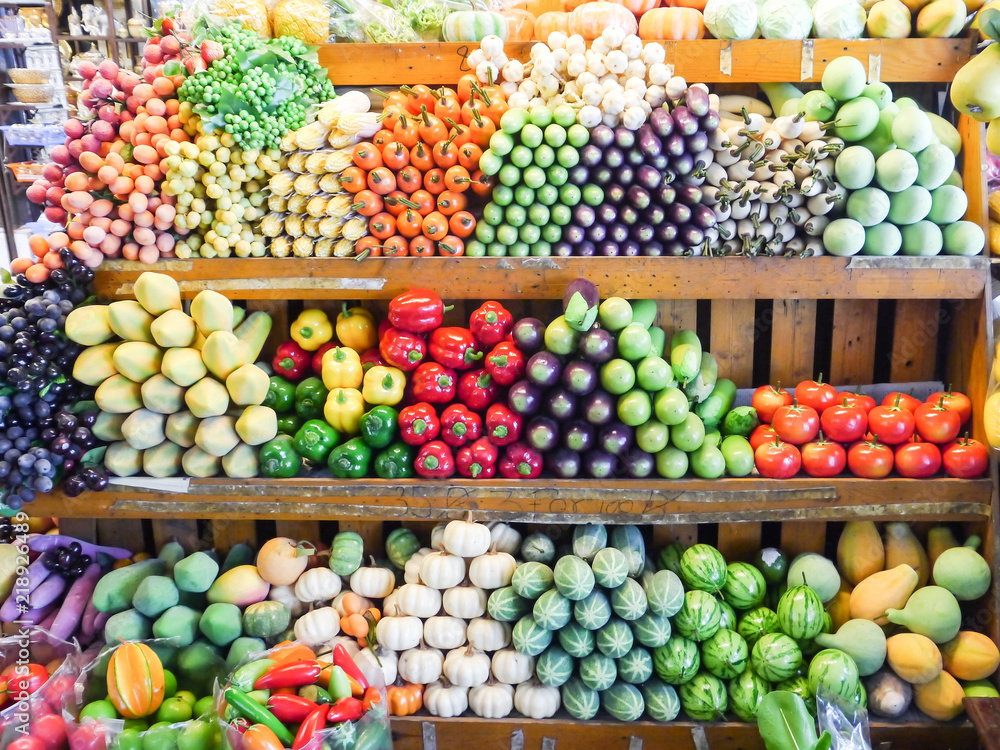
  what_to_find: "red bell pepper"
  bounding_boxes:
[292,704,328,750]
[267,694,319,724]
[399,402,441,445]
[415,440,455,478]
[485,341,526,386]
[312,342,337,376]
[499,441,543,478]
[389,288,452,333]
[333,644,369,691]
[485,403,522,446]
[440,403,482,447]
[378,318,394,340]
[456,437,497,478]
[380,327,427,372]
[457,369,499,411]
[411,362,457,404]
[470,301,513,348]
[429,327,483,370]
[273,341,310,380]
[327,697,365,723]
[254,660,322,690]
[360,347,386,372]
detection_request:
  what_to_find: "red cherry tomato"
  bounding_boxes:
[795,375,838,414]
[914,397,961,444]
[801,437,847,478]
[837,391,876,414]
[772,401,820,445]
[847,440,894,479]
[925,389,972,425]
[867,399,916,445]
[820,399,869,443]
[882,391,922,413]
[749,424,778,451]
[31,713,67,750]
[42,674,75,714]
[8,664,49,696]
[6,737,46,750]
[942,436,989,478]
[751,384,793,423]
[754,438,802,479]
[895,440,942,478]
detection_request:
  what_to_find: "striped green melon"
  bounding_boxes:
[609,526,645,578]
[644,569,684,618]
[572,524,607,562]
[680,544,728,593]
[631,612,672,648]
[536,644,574,687]
[774,674,814,714]
[854,675,867,710]
[728,668,769,722]
[488,586,531,622]
[718,600,738,630]
[641,677,680,722]
[616,646,653,685]
[579,651,617,691]
[596,617,634,659]
[640,558,656,593]
[611,578,648,621]
[558,621,596,658]
[601,681,645,722]
[701,628,749,680]
[573,589,612,631]
[553,555,596,602]
[673,590,722,642]
[521,533,556,564]
[807,648,860,703]
[658,543,686,576]
[385,527,421,569]
[591,547,630,589]
[533,588,572,631]
[776,585,825,641]
[737,606,780,647]
[750,633,802,682]
[653,636,700,685]
[511,561,554,600]
[722,562,767,610]
[512,615,553,656]
[679,672,728,721]
[561,677,600,720]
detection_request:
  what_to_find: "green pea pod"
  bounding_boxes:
[224,687,295,746]
[231,659,275,692]
[328,664,352,701]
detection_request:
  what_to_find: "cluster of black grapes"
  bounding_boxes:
[42,541,93,579]
[0,248,107,510]
[0,516,16,543]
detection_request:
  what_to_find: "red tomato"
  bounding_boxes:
[7,664,49,696]
[31,713,67,750]
[795,375,838,414]
[926,390,972,425]
[42,675,75,714]
[754,439,801,478]
[820,399,868,443]
[914,398,961,444]
[895,440,942,478]
[847,440,894,479]
[66,722,107,750]
[7,738,46,750]
[867,402,916,445]
[801,437,847,478]
[838,391,876,414]
[942,437,989,478]
[772,401,820,445]
[751,384,793,423]
[882,391,922,413]
[749,424,778,451]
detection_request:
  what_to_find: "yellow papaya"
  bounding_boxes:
[165,411,200,448]
[825,585,854,632]
[151,310,197,349]
[181,445,222,478]
[850,564,919,623]
[73,343,120,386]
[235,311,273,363]
[143,441,184,478]
[134,272,181,316]
[108,300,155,343]
[191,290,234,336]
[141,374,186,415]
[941,631,1000,680]
[235,405,278,446]
[916,0,967,35]
[65,306,114,346]
[185,377,231,419]
[202,331,245,381]
[161,348,208,388]
[913,670,965,720]
[95,375,143,414]
[104,441,143,477]
[887,632,943,684]
[113,342,164,383]
[195,416,241,458]
[884,523,929,587]
[927,526,959,569]
[837,521,885,585]
[227,364,270,406]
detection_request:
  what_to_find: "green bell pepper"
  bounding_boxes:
[259,434,302,478]
[328,437,372,479]
[295,377,329,421]
[276,414,302,436]
[293,419,341,463]
[374,441,415,479]
[263,375,296,412]
[359,406,399,449]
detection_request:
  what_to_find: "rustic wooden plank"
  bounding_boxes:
[781,520,828,557]
[717,523,763,562]
[97,519,146,554]
[890,300,941,383]
[151,520,201,553]
[965,698,1000,750]
[946,291,991,447]
[209,520,257,553]
[656,300,697,334]
[338,520,384,559]
[769,299,817,387]
[960,114,989,233]
[830,299,879,386]
[275,521,323,544]
[58,518,97,544]
[709,299,756,388]
[652,525,699,549]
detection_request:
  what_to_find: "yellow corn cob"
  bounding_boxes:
[287,195,309,214]
[318,217,344,238]
[292,237,315,257]
[271,236,291,258]
[342,217,367,241]
[304,217,322,237]
[314,239,335,257]
[306,196,329,218]
[285,215,304,237]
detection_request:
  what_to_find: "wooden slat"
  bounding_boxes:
[890,300,941,383]
[275,521,323,543]
[717,523,763,562]
[769,299,817,386]
[209,519,257,553]
[946,284,992,451]
[151,520,201,553]
[656,300,697,333]
[652,525,699,549]
[960,114,989,233]
[709,300,756,388]
[339,520,384,559]
[58,518,96,544]
[97,519,146,554]
[830,300,880,385]
[781,522,828,557]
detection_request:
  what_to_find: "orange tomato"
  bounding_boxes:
[457,73,479,102]
[408,190,435,216]
[417,109,448,144]
[449,211,476,237]
[340,166,368,194]
[432,137,459,169]
[434,96,462,124]
[381,236,409,257]
[393,116,420,148]
[470,170,494,197]
[468,112,495,149]
[352,142,382,170]
[372,129,394,148]
[356,235,382,259]
[351,189,384,217]
[367,167,398,195]
[368,212,397,240]
[397,209,423,238]
[401,84,436,115]
[409,235,436,257]
[458,143,483,170]
[382,141,409,170]
[383,191,413,217]
[397,166,422,194]
[438,235,465,256]
[444,165,471,192]
[410,142,434,172]
[436,190,468,215]
[421,212,449,241]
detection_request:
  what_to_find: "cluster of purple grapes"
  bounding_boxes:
[41,541,94,579]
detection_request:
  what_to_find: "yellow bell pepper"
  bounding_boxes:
[322,346,364,390]
[291,309,334,351]
[325,388,365,434]
[362,365,405,406]
[336,304,377,352]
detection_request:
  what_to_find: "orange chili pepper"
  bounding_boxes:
[270,643,316,665]
[362,686,382,712]
[347,674,365,698]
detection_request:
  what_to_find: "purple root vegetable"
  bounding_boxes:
[27,574,67,610]
[79,596,100,641]
[49,563,102,640]
[0,554,52,621]
[19,601,57,626]
[37,607,59,632]
[28,534,131,560]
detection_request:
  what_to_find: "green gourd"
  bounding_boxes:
[814,619,887,676]
[885,585,962,644]
[933,538,992,600]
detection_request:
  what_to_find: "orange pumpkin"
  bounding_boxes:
[387,680,424,716]
[569,1,639,37]
[638,6,705,37]
[534,10,571,39]
[502,7,536,40]
[106,643,165,719]
[622,0,660,14]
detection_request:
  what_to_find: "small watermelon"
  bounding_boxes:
[536,644,574,687]
[807,648,860,703]
[728,668,770,721]
[673,590,722,642]
[533,588,572,631]
[774,674,814,715]
[701,628,750,680]
[611,578,648,621]
[512,615,552,656]
[573,589,612,631]
[776,585,825,641]
[680,544,728,593]
[679,672,727,721]
[653,635,700,685]
[592,547,630,589]
[722,562,767,610]
[602,681,645,722]
[558,621,596,658]
[617,646,654,685]
[718,599,738,630]
[752,547,788,585]
[561,676,600,720]
[579,651,617,691]
[488,586,531,622]
[737,606,780,647]
[521,533,555,564]
[645,569,684,617]
[658,543,686,576]
[750,633,802,682]
[572,524,607,562]
[610,525,646,577]
[511,561,554,600]
[641,677,681,722]
[631,611,672,648]
[553,555,596,602]
[596,617,634,659]
[854,676,867,709]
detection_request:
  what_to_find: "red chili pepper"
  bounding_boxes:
[333,644,369,691]
[456,436,498,478]
[327,697,365,723]
[362,686,382,712]
[312,342,337,377]
[411,362,457,404]
[429,327,483,370]
[254,660,322,690]
[399,402,441,445]
[267,694,319,724]
[457,369,499,411]
[293,703,329,750]
[485,403,522,447]
[415,439,455,478]
[389,288,453,333]
[485,341,526,386]
[498,441,543,479]
[469,301,513,348]
[440,403,482,447]
[360,347,387,372]
[380,327,427,372]
[272,341,311,380]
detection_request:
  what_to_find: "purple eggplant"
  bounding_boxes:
[668,202,692,226]
[622,240,641,256]
[619,205,639,225]
[622,447,655,478]
[672,105,699,136]
[673,152,695,176]
[679,224,705,247]
[626,148,645,167]
[642,241,664,256]
[604,146,624,169]
[526,416,560,452]
[606,184,626,204]
[565,224,586,245]
[615,127,636,149]
[508,379,543,416]
[650,108,675,138]
[636,165,662,191]
[684,86,711,117]
[650,153,670,171]
[569,165,589,185]
[527,350,563,387]
[655,222,679,243]
[591,125,615,148]
[545,387,577,421]
[637,125,661,158]
[546,448,581,478]
[599,422,633,456]
[676,184,703,206]
[512,318,545,353]
[581,389,615,425]
[701,109,721,131]
[554,241,574,257]
[591,166,613,186]
[573,205,596,228]
[665,240,688,256]
[580,328,615,364]
[584,449,617,479]
[665,133,686,157]
[608,223,629,244]
[575,241,596,257]
[562,359,597,397]
[656,185,677,205]
[615,164,635,186]
[691,204,718,230]
[686,131,709,154]
[645,205,666,225]
[586,223,607,243]
[580,144,603,167]
[627,186,650,210]
[598,241,620,256]
[632,223,655,243]
[563,420,595,452]
[596,204,618,225]
[563,278,600,332]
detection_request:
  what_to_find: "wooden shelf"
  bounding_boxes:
[91,256,989,301]
[317,38,976,86]
[29,476,993,523]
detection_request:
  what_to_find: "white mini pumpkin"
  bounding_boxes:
[268,584,305,618]
[487,522,522,555]
[443,582,487,619]
[442,514,492,557]
[376,615,423,651]
[420,551,466,590]
[350,558,396,599]
[443,645,491,688]
[398,644,445,684]
[424,616,468,650]
[293,606,340,645]
[468,549,517,590]
[469,679,514,718]
[424,679,469,718]
[404,548,433,584]
[431,522,448,551]
[355,645,397,685]
[467,617,512,651]
[514,680,561,719]
[395,583,442,618]
[491,648,534,685]
[382,590,400,617]
[294,567,342,603]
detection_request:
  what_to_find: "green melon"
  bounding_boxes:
[574,589,612,631]
[553,554,596,601]
[512,615,552,656]
[729,668,770,721]
[658,543,686,576]
[679,672,728,721]
[680,544,728,593]
[385,527,421,569]
[641,677,681,722]
[596,617,634,659]
[611,578,648,622]
[738,607,780,648]
[777,585,825,641]
[722,562,767,610]
[521,533,556,564]
[751,633,802,682]
[718,600,737,631]
[511,561,554,599]
[631,612,672,648]
[602,681,645,722]
[645,569,685,617]
[617,646,654,685]
[558,621,596,658]
[592,547,630,589]
[561,676,600,720]
[580,651,618,691]
[488,586,531,622]
[807,648,860,703]
[787,553,841,603]
[536,644,574,687]
[752,547,788,585]
[533,588,572,631]
[653,636,701,685]
[572,524,608,562]
[674,590,722,642]
[701,628,750,680]
[774,674,814,715]
[610,526,646,577]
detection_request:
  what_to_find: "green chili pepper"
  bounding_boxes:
[231,659,275,693]
[327,665,352,701]
[224,687,295,746]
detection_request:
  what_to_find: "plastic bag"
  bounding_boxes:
[272,0,333,42]
[388,0,450,39]
[816,686,873,750]
[329,0,419,42]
